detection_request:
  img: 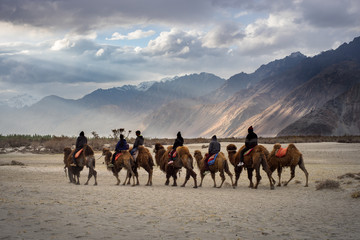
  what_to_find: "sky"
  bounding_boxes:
[0,0,360,103]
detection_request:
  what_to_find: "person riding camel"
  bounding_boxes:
[70,131,87,167]
[108,134,128,168]
[169,131,184,164]
[237,126,258,167]
[204,135,221,171]
[130,130,144,162]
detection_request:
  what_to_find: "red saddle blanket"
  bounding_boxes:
[168,150,177,158]
[75,148,83,159]
[115,152,122,161]
[276,147,288,158]
[244,148,253,156]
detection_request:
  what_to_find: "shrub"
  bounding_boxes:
[316,180,340,190]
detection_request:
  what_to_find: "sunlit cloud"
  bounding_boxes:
[106,29,156,40]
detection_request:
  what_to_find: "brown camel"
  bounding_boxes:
[267,143,309,187]
[102,148,137,186]
[63,144,97,185]
[226,144,274,190]
[193,150,234,188]
[129,145,155,186]
[153,143,197,188]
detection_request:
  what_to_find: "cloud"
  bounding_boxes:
[106,29,156,40]
[202,23,245,48]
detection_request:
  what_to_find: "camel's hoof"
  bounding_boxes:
[277,184,281,187]
[270,186,275,190]
[84,183,88,185]
[304,185,308,187]
[193,186,198,189]
[180,185,185,187]
[94,183,98,186]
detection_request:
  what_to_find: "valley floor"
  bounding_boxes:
[0,142,359,240]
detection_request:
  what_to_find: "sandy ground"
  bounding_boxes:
[0,142,360,240]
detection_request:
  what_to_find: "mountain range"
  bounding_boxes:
[1,36,360,138]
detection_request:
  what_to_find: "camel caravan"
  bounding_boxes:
[63,128,309,190]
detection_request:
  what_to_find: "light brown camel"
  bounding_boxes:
[63,144,97,185]
[193,150,234,188]
[153,143,197,188]
[226,144,274,190]
[129,145,155,186]
[267,143,309,187]
[102,148,137,186]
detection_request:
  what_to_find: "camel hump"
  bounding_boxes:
[288,143,297,150]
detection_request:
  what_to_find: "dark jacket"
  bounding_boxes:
[208,135,221,155]
[75,135,87,150]
[245,129,258,148]
[172,132,184,149]
[115,139,128,152]
[133,135,144,148]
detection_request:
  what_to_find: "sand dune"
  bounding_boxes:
[0,142,359,240]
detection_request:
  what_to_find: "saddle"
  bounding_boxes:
[75,148,83,158]
[168,150,177,159]
[207,153,218,166]
[115,152,122,161]
[275,147,288,158]
[244,148,253,156]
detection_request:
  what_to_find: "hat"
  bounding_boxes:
[248,126,253,131]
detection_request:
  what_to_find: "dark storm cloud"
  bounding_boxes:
[0,0,216,33]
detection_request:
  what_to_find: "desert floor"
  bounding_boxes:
[0,142,359,240]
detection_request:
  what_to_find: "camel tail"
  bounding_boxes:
[298,154,304,166]
[64,166,67,177]
[224,159,230,173]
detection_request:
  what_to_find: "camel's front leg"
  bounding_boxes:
[277,166,282,186]
[199,171,205,187]
[211,172,217,188]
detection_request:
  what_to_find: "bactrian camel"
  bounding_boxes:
[102,148,137,186]
[193,150,234,188]
[226,144,274,190]
[267,143,309,187]
[154,143,197,188]
[63,144,97,185]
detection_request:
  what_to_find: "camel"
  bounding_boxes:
[193,150,234,188]
[63,144,97,185]
[153,143,197,188]
[129,145,155,186]
[267,143,309,187]
[226,144,274,190]
[102,148,137,186]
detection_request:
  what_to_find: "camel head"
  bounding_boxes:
[226,144,237,153]
[193,150,203,163]
[153,143,164,153]
[102,147,110,156]
[273,143,281,150]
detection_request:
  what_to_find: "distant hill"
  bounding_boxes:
[1,37,360,137]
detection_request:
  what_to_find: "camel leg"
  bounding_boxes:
[172,172,178,187]
[218,170,226,188]
[225,169,234,189]
[284,166,296,186]
[254,167,261,189]
[190,168,197,188]
[199,171,205,187]
[123,171,129,185]
[114,172,121,185]
[234,166,242,187]
[277,167,282,186]
[181,169,191,187]
[146,168,153,186]
[133,167,140,185]
[247,168,254,188]
[298,160,309,187]
[261,160,274,190]
[85,168,93,185]
[211,172,217,188]
[75,174,80,185]
[165,172,171,185]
